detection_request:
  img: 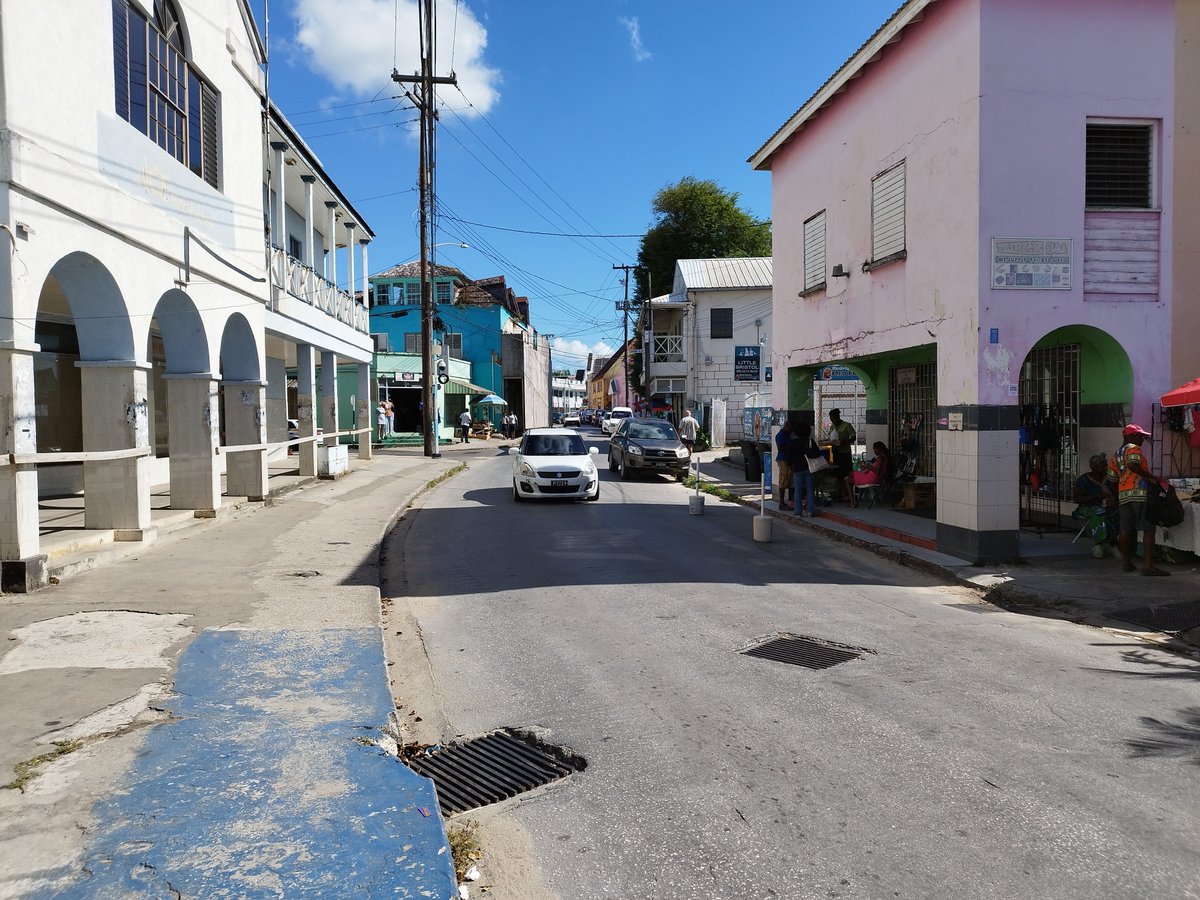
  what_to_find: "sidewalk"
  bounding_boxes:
[0,449,469,899]
[689,449,1200,651]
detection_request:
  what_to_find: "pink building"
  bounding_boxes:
[751,0,1198,563]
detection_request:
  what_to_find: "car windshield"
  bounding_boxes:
[523,434,587,456]
[612,410,631,419]
[629,422,678,441]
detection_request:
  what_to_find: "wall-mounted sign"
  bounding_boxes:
[819,365,858,381]
[896,366,917,386]
[734,345,761,381]
[992,237,1071,290]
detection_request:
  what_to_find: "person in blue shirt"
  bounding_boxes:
[775,420,794,511]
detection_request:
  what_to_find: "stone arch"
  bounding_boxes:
[150,289,211,375]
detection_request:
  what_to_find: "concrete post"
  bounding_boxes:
[78,361,151,537]
[270,142,287,251]
[360,239,370,308]
[357,363,374,460]
[0,344,46,591]
[296,344,317,477]
[321,350,339,448]
[325,201,338,285]
[223,381,268,501]
[301,175,316,270]
[345,222,357,296]
[165,375,220,514]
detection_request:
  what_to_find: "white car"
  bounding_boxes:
[563,411,581,427]
[602,406,634,435]
[512,428,601,501]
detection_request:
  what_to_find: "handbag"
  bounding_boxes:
[805,441,831,473]
[1146,483,1185,528]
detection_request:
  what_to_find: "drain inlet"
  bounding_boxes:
[742,635,865,670]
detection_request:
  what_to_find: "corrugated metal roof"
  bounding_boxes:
[675,258,773,292]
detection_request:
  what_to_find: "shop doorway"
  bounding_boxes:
[888,362,936,477]
[1019,343,1080,532]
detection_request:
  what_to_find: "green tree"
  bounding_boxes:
[631,177,771,391]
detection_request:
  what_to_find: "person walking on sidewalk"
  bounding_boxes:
[458,408,472,443]
[1109,424,1171,576]
[384,398,395,436]
[775,420,794,511]
[376,400,388,443]
[787,422,819,517]
[678,408,699,457]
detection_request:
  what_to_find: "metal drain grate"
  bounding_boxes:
[742,636,863,670]
[1110,600,1200,633]
[406,730,585,814]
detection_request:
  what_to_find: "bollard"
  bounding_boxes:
[688,494,705,515]
[753,514,773,542]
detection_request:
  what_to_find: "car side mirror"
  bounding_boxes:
[589,447,599,455]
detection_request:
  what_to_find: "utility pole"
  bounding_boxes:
[393,0,456,457]
[613,263,637,408]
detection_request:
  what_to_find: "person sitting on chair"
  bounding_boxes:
[848,441,892,508]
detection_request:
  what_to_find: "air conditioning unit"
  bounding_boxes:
[371,333,390,352]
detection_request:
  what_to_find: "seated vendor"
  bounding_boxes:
[848,441,892,507]
[1073,453,1118,558]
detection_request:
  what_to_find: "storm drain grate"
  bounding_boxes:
[742,636,863,670]
[406,730,585,814]
[1110,600,1200,633]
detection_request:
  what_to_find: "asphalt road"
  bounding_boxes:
[392,433,1200,900]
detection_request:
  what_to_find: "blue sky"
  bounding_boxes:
[255,1,904,368]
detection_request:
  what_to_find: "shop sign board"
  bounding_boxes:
[734,346,761,381]
[991,237,1072,290]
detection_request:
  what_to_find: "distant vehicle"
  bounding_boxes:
[579,408,594,426]
[602,406,634,435]
[512,428,601,502]
[563,411,581,427]
[551,411,565,426]
[607,417,690,480]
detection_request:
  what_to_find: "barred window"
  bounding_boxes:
[710,308,733,339]
[113,0,220,189]
[1086,122,1154,209]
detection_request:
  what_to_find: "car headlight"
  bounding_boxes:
[583,462,596,476]
[519,462,536,476]
[627,444,644,456]
[676,447,689,458]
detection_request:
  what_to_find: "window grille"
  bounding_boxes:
[888,362,936,478]
[112,0,219,189]
[803,211,826,292]
[872,161,906,261]
[1086,123,1153,209]
[1019,343,1079,531]
[710,308,733,340]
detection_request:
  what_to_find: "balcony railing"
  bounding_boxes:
[651,334,685,363]
[269,246,369,334]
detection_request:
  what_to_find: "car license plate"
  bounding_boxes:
[551,479,568,487]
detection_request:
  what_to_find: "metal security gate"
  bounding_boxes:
[1019,344,1079,531]
[888,362,936,477]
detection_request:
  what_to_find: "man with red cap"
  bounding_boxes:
[1107,424,1170,576]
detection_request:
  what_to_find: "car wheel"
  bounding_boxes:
[513,480,524,502]
[608,451,618,472]
[620,456,632,481]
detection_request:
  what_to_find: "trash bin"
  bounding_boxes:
[741,440,763,482]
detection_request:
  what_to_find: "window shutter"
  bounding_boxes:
[1086,123,1152,208]
[113,0,130,121]
[803,211,826,291]
[872,161,905,260]
[201,85,219,189]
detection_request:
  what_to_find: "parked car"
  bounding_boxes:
[512,428,601,501]
[602,406,634,435]
[551,411,564,426]
[563,411,581,427]
[607,417,690,480]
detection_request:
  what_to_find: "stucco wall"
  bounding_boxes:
[767,0,983,409]
[1172,0,1200,392]
[977,0,1176,420]
[688,288,772,442]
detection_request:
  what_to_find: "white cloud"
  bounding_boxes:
[553,338,614,363]
[618,16,651,62]
[291,0,500,114]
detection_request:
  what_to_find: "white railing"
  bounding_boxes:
[652,334,685,363]
[269,246,370,334]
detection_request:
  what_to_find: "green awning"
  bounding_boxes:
[446,376,492,395]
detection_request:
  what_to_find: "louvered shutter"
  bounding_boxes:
[201,85,219,189]
[1086,124,1152,208]
[803,211,826,291]
[113,0,130,121]
[872,161,905,261]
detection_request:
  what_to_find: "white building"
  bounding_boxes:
[0,0,374,591]
[643,258,773,442]
[552,374,586,413]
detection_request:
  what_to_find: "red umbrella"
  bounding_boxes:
[1160,377,1200,408]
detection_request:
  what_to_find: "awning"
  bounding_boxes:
[446,376,492,395]
[1161,377,1200,408]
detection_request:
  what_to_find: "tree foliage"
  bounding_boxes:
[633,176,771,303]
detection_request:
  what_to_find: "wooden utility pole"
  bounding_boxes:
[393,0,455,456]
[613,263,637,408]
